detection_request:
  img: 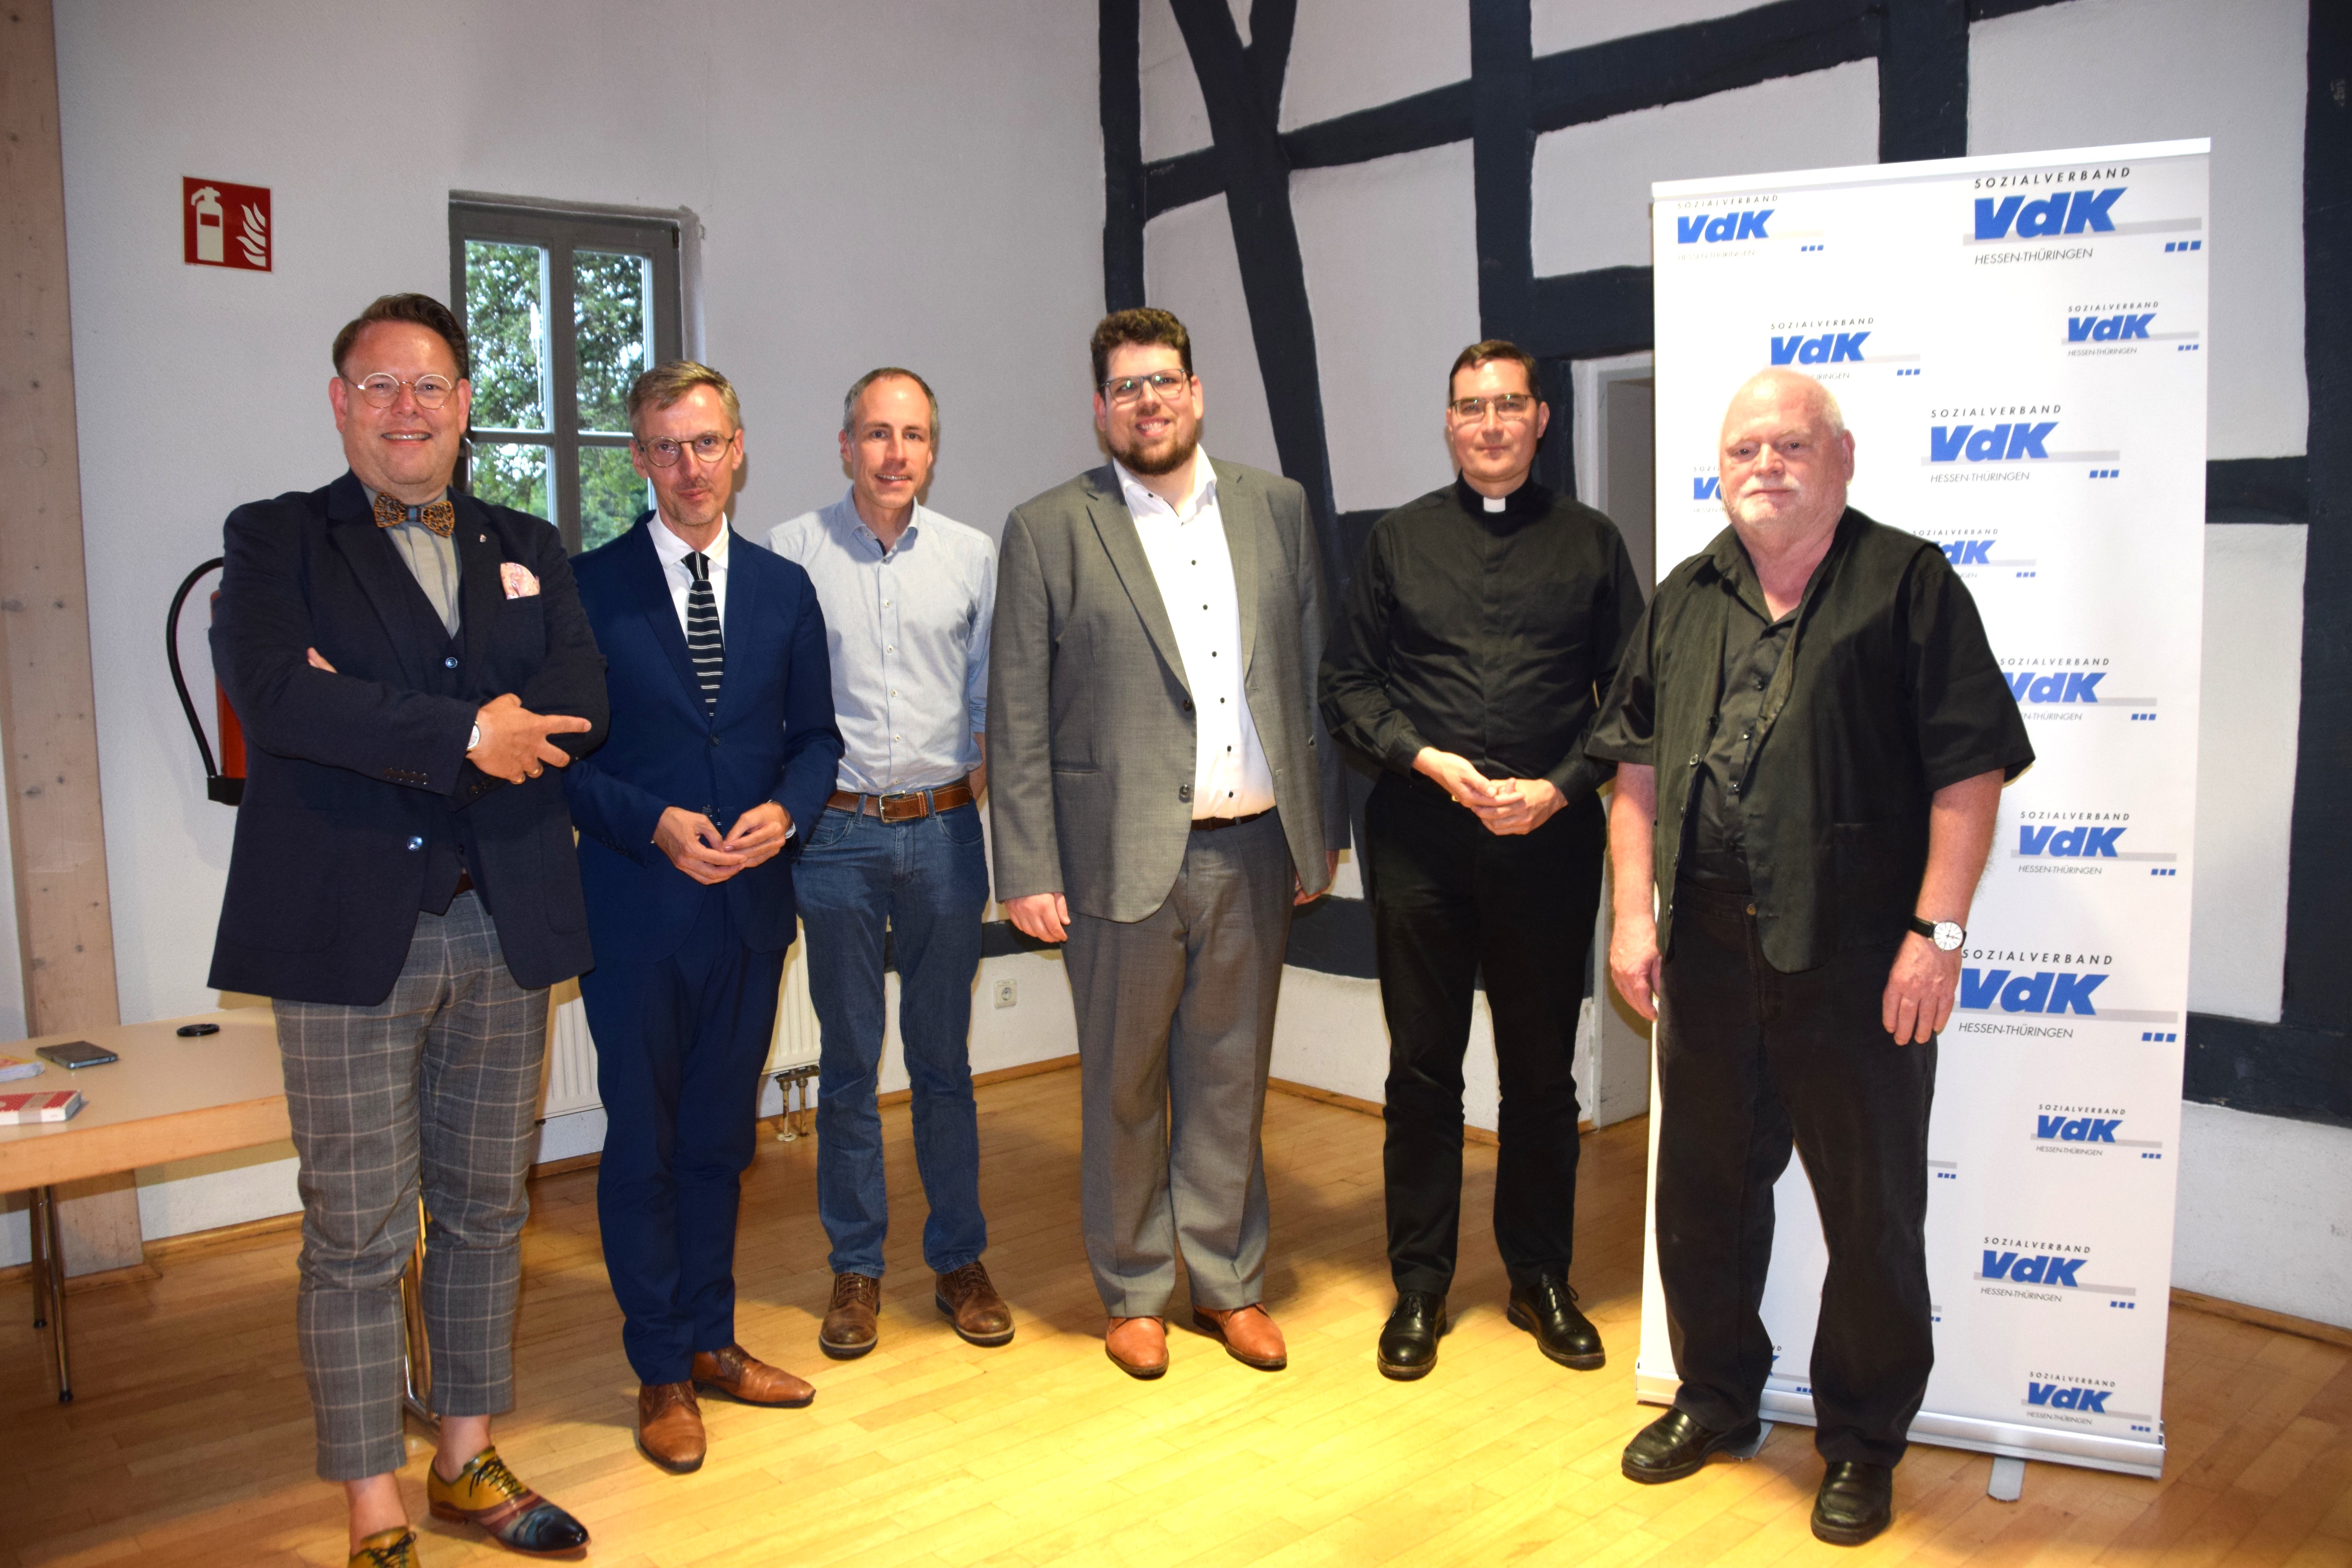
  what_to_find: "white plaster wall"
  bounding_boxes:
[1142,0,1214,162]
[1532,0,1758,57]
[2173,1103,2352,1329]
[2190,525,2305,1022]
[1531,60,1882,278]
[1970,0,2308,460]
[1143,199,1285,475]
[1292,142,1482,513]
[1280,0,1469,131]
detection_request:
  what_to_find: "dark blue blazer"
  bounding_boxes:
[208,472,609,1005]
[564,519,842,965]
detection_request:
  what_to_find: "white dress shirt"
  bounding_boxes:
[1113,447,1277,820]
[649,512,731,635]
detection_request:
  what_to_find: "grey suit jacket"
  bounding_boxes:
[989,459,1348,922]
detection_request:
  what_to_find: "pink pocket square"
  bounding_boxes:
[501,562,541,599]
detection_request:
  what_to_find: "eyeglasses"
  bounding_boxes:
[1102,371,1191,406]
[1449,393,1536,423]
[637,432,735,467]
[348,372,457,409]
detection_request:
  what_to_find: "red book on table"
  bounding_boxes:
[0,1089,83,1124]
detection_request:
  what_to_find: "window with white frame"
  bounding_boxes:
[449,198,686,552]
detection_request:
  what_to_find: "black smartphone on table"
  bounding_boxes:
[36,1040,118,1069]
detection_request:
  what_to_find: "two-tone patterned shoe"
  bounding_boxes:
[425,1446,589,1557]
[348,1526,420,1567]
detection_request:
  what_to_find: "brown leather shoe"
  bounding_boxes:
[691,1343,815,1407]
[935,1260,1014,1347]
[1192,1303,1288,1371]
[820,1272,881,1359]
[1105,1315,1168,1379]
[635,1380,706,1474]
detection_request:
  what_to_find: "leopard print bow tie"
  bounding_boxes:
[373,490,456,537]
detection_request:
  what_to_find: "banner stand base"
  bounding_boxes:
[1636,1371,2165,1479]
[1989,1457,2026,1503]
[1728,1422,1773,1461]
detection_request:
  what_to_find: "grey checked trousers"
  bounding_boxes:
[274,892,548,1481]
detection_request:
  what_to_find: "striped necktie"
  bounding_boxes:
[685,551,722,713]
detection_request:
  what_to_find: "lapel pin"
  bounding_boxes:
[478,533,487,543]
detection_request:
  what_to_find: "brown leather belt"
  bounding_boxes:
[453,871,474,895]
[1191,808,1270,833]
[827,777,975,823]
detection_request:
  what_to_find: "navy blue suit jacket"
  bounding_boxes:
[207,472,609,1004]
[564,519,842,965]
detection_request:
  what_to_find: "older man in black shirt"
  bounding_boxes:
[1322,339,1644,1382]
[1590,368,2031,1547]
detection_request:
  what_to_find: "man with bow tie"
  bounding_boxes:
[209,292,604,1568]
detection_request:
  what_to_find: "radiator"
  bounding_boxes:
[539,922,822,1120]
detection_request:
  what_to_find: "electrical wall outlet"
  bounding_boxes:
[993,978,1017,1009]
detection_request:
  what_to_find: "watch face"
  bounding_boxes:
[1933,922,1964,952]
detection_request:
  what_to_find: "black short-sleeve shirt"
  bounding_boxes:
[1588,508,2032,972]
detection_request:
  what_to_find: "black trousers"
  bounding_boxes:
[1366,773,1604,1297]
[1655,880,1936,1467]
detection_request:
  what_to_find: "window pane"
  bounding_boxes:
[575,250,652,434]
[465,242,550,431]
[579,445,651,551]
[470,441,551,521]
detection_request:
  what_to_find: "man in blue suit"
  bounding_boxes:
[563,361,843,1474]
[210,292,601,1568]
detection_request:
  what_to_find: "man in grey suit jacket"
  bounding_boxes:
[991,308,1346,1379]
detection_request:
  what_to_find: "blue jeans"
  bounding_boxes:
[795,801,990,1277]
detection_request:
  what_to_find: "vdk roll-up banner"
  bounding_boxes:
[1635,139,2210,1480]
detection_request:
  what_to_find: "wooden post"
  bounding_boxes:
[0,0,141,1275]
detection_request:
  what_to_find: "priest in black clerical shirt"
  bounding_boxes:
[1319,339,1645,1381]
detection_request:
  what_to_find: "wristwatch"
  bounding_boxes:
[1909,914,1964,951]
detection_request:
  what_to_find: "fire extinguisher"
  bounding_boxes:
[168,559,243,805]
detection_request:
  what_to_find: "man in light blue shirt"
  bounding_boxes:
[766,367,1008,1360]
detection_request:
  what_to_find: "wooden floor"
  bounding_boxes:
[3,1067,2348,1567]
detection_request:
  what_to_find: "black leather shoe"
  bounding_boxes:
[1621,1408,1762,1484]
[1376,1292,1448,1380]
[1811,1461,1894,1545]
[1506,1274,1604,1370]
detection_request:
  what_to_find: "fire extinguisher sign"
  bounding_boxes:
[183,177,270,272]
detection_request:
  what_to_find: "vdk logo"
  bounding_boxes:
[2006,670,2102,702]
[2036,1113,2121,1142]
[1677,209,1772,244]
[1975,189,2124,240]
[2018,823,2124,857]
[1981,1249,2089,1286]
[2027,1381,2112,1414]
[1931,422,2057,462]
[1693,476,1721,500]
[1961,968,2104,1014]
[1771,330,1868,365]
[1943,539,1993,565]
[2069,313,2153,342]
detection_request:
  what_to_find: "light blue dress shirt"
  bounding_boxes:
[766,490,995,795]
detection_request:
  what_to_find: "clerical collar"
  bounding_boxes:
[1451,474,1546,518]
